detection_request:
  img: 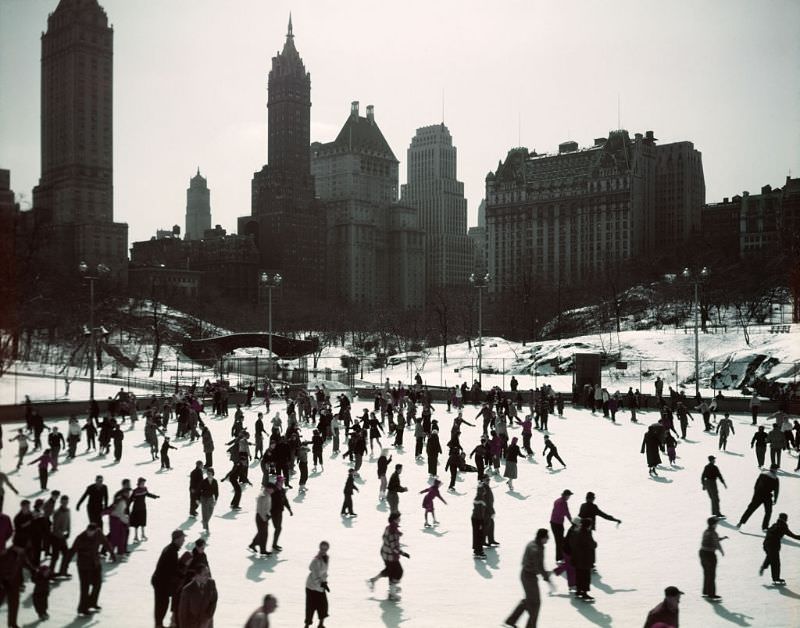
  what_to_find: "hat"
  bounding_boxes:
[586,491,595,499]
[664,586,684,597]
[562,489,573,496]
[708,455,716,461]
[172,529,186,541]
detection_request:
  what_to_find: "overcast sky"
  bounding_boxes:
[1,0,799,244]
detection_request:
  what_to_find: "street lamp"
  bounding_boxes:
[668,266,710,398]
[260,272,283,378]
[79,261,111,402]
[469,272,491,387]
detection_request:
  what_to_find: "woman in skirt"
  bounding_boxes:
[504,436,521,491]
[129,476,160,542]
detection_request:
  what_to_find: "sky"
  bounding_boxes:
[1,0,799,245]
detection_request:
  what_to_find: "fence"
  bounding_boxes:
[4,352,798,405]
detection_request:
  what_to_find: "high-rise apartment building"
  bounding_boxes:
[185,168,211,240]
[485,130,705,296]
[311,102,425,309]
[238,17,324,296]
[401,123,472,294]
[32,0,128,280]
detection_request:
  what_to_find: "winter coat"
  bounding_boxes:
[305,555,329,592]
[570,528,596,569]
[178,578,218,628]
[641,429,662,467]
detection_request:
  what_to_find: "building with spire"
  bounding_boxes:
[401,123,472,295]
[311,102,425,309]
[185,168,211,240]
[31,0,128,282]
[238,16,324,298]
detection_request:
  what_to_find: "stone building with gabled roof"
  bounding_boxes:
[311,102,425,309]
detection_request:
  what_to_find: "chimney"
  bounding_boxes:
[645,130,654,140]
[366,105,374,124]
[594,138,606,147]
[351,101,359,117]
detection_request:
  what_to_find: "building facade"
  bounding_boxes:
[655,140,705,251]
[238,17,324,297]
[32,0,128,282]
[468,199,487,273]
[311,102,425,309]
[485,131,659,295]
[185,168,211,240]
[400,123,472,295]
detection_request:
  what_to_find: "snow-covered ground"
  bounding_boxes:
[0,373,163,405]
[0,397,798,627]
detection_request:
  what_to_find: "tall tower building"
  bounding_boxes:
[401,123,472,294]
[311,102,425,309]
[32,0,128,280]
[185,168,211,240]
[239,16,324,298]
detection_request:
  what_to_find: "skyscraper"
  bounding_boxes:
[239,16,324,297]
[401,123,472,295]
[311,102,425,309]
[185,168,211,240]
[32,0,128,280]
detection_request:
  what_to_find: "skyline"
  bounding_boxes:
[1,0,799,246]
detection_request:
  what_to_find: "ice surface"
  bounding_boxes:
[0,396,798,627]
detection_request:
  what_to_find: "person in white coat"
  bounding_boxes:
[305,541,330,628]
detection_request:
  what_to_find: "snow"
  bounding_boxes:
[1,397,798,627]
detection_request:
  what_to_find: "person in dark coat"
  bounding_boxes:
[189,460,204,517]
[341,469,359,517]
[65,522,116,616]
[701,455,727,518]
[641,425,663,476]
[542,435,566,469]
[759,512,800,584]
[386,464,407,515]
[750,425,768,468]
[571,518,597,601]
[201,425,214,469]
[699,516,726,599]
[644,586,682,627]
[736,464,780,531]
[151,529,186,628]
[177,564,217,628]
[426,429,442,476]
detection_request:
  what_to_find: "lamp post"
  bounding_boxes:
[260,272,283,378]
[668,266,710,398]
[79,261,110,402]
[469,273,491,387]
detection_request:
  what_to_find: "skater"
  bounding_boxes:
[578,492,621,532]
[760,513,800,585]
[248,484,272,556]
[177,564,217,628]
[641,424,663,476]
[160,437,177,470]
[716,413,735,451]
[377,449,392,500]
[571,517,597,601]
[542,435,566,468]
[341,469,359,517]
[9,429,30,470]
[665,432,678,465]
[749,392,761,425]
[199,468,218,534]
[503,528,552,628]
[751,425,768,468]
[49,494,72,577]
[504,436,521,490]
[76,475,109,531]
[736,464,780,531]
[477,476,499,547]
[386,464,407,515]
[767,423,786,468]
[699,516,726,599]
[201,425,214,469]
[549,489,573,563]
[189,460,204,517]
[0,470,18,514]
[367,512,410,600]
[701,455,727,518]
[244,594,278,627]
[130,477,160,542]
[644,586,683,628]
[269,477,292,551]
[304,541,330,628]
[420,479,446,527]
[31,563,51,620]
[28,448,56,490]
[151,529,186,628]
[65,522,116,616]
[471,490,487,558]
[111,422,124,462]
[426,429,442,476]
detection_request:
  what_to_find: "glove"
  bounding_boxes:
[322,582,330,592]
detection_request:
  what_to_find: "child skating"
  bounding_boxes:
[419,479,447,527]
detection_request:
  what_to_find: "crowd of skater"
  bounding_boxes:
[0,376,798,627]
